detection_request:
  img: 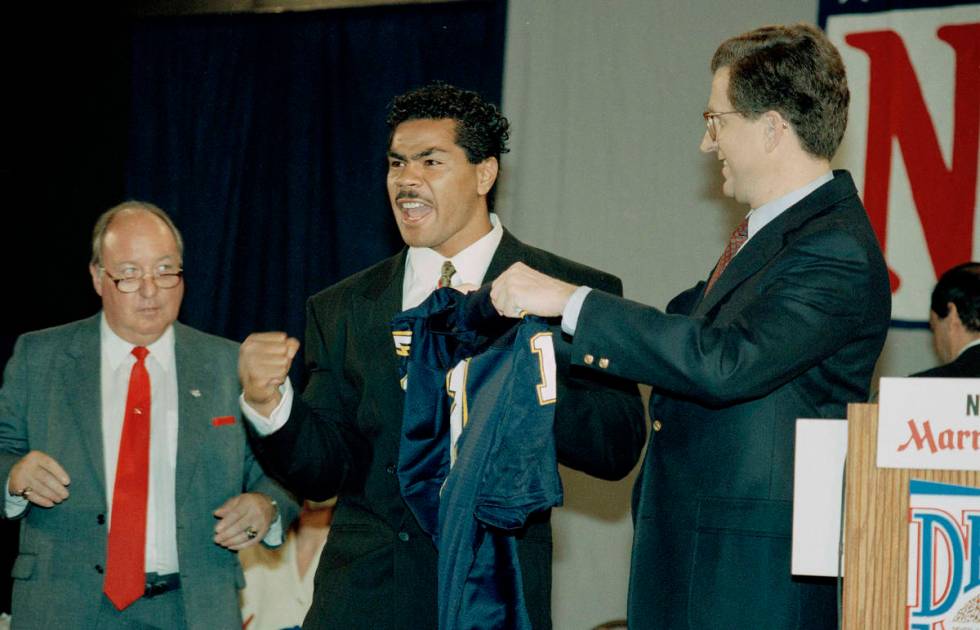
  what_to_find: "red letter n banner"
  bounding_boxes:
[820,0,980,327]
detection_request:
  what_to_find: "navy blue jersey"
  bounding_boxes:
[391,286,563,630]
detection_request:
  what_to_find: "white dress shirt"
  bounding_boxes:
[561,172,835,335]
[243,214,505,435]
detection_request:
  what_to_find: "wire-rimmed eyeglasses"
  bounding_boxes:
[702,110,742,142]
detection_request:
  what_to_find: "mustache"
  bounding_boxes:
[395,190,426,202]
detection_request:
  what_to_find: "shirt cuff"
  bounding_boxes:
[561,286,593,336]
[4,477,29,518]
[239,379,294,437]
[262,514,285,547]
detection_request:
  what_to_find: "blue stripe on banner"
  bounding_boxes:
[910,479,980,496]
[890,319,930,330]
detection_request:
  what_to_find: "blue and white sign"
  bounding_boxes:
[908,480,980,629]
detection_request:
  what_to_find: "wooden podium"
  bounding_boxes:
[842,403,980,628]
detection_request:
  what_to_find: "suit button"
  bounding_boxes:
[653,420,663,432]
[398,531,410,542]
[95,564,104,574]
[97,514,105,525]
[583,354,595,365]
[385,464,396,475]
[598,357,609,369]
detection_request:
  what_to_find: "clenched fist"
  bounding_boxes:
[239,332,300,417]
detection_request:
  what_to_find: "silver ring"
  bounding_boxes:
[245,526,258,540]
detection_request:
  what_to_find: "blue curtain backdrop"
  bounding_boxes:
[126,2,507,350]
[0,1,505,612]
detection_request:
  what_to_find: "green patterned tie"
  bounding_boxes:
[437,260,456,288]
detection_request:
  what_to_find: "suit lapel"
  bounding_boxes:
[63,315,106,498]
[353,251,407,390]
[173,323,210,503]
[484,229,523,282]
[694,172,852,316]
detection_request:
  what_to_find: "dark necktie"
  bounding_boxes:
[705,217,749,295]
[104,346,151,610]
[437,260,457,289]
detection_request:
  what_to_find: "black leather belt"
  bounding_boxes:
[144,572,181,598]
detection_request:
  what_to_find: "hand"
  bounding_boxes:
[9,451,71,508]
[490,262,578,318]
[239,332,300,417]
[213,492,277,550]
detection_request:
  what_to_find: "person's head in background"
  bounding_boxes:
[928,262,980,363]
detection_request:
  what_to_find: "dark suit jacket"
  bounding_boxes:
[252,230,646,630]
[912,345,980,378]
[570,171,891,629]
[0,315,297,630]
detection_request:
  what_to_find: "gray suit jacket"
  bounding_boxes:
[0,314,296,629]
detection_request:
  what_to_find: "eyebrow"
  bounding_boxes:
[110,255,179,269]
[387,147,448,161]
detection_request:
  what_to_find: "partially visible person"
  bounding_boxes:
[913,262,980,377]
[240,498,335,630]
[490,23,890,629]
[238,82,645,629]
[0,201,296,629]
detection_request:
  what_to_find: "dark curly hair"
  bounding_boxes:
[711,23,849,160]
[932,262,980,332]
[386,82,510,164]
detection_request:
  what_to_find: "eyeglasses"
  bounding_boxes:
[703,110,743,142]
[101,267,183,293]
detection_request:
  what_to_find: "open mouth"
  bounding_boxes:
[398,199,434,222]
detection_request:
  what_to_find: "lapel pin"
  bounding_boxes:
[190,389,202,398]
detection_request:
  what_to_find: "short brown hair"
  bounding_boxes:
[90,200,184,268]
[711,23,849,160]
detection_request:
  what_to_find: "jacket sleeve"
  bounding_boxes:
[570,228,877,407]
[0,335,31,520]
[248,294,371,501]
[552,273,646,481]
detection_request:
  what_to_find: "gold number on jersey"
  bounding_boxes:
[530,332,557,405]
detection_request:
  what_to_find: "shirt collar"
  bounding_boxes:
[956,337,980,360]
[746,171,834,241]
[405,212,504,289]
[100,313,175,372]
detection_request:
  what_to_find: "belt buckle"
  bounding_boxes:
[143,573,179,598]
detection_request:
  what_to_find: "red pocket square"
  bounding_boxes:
[211,415,236,427]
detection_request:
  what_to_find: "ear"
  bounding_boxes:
[476,157,499,196]
[90,263,105,297]
[947,302,964,330]
[764,111,788,152]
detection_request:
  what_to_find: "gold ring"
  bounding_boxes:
[245,526,258,540]
[19,487,32,499]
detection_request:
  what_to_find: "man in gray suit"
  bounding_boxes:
[0,202,296,629]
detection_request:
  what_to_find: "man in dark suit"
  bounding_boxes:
[238,83,646,629]
[0,202,296,629]
[491,24,891,629]
[913,262,980,378]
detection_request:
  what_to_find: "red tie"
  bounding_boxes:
[104,346,151,610]
[704,217,749,295]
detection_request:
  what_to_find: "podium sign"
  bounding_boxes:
[878,377,980,471]
[907,480,980,629]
